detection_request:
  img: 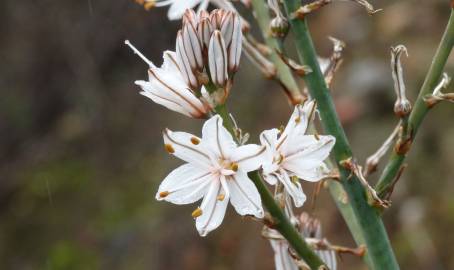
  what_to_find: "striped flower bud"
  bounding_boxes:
[208,30,228,87]
[176,30,199,89]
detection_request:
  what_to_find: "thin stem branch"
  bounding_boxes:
[213,103,326,269]
[282,0,400,269]
[375,8,454,197]
[250,0,304,104]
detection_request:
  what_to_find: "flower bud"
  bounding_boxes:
[176,30,199,89]
[270,16,289,38]
[208,30,228,87]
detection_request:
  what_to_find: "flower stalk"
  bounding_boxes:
[375,8,454,197]
[282,0,400,269]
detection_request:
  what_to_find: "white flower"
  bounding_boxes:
[269,213,337,270]
[156,115,266,236]
[260,100,335,207]
[125,40,209,118]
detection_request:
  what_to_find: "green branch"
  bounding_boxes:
[214,103,326,269]
[376,8,454,196]
[282,0,400,269]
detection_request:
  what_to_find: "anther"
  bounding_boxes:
[190,137,200,145]
[217,194,225,201]
[191,207,203,218]
[159,191,170,198]
[229,162,239,172]
[164,144,175,153]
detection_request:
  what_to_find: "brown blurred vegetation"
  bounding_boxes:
[0,0,453,269]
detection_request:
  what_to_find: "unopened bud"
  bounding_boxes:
[390,45,412,117]
[208,30,228,87]
[270,16,289,38]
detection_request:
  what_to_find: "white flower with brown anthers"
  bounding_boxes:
[157,115,266,236]
[125,40,209,118]
[260,100,335,207]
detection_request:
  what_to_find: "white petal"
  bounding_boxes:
[260,129,280,174]
[279,100,316,153]
[138,67,206,117]
[208,30,228,86]
[161,50,182,76]
[167,0,202,20]
[270,240,299,270]
[156,163,213,204]
[163,129,213,169]
[278,170,306,207]
[262,172,279,185]
[201,115,236,159]
[227,170,264,218]
[230,144,266,172]
[196,180,229,236]
[138,85,193,117]
[283,135,335,181]
[284,135,335,164]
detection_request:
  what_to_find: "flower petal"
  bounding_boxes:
[260,129,280,174]
[270,240,299,270]
[227,170,264,218]
[196,180,229,236]
[201,115,236,159]
[156,163,212,204]
[163,128,213,169]
[230,144,266,172]
[283,135,335,181]
[166,0,202,20]
[278,170,306,207]
[279,100,316,153]
[138,84,194,117]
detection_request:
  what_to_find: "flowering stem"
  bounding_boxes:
[375,8,454,196]
[213,103,326,269]
[250,0,303,103]
[282,0,400,269]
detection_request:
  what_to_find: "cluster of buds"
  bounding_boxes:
[126,9,243,118]
[178,9,242,91]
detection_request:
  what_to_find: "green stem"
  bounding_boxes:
[376,8,454,195]
[282,0,400,269]
[249,1,375,268]
[214,103,326,269]
[250,0,303,103]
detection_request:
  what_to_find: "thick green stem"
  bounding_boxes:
[250,0,303,103]
[282,0,400,269]
[376,8,454,195]
[214,103,326,269]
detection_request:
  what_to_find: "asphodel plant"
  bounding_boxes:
[126,1,454,269]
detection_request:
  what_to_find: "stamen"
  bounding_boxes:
[217,194,225,201]
[191,207,203,218]
[159,191,170,198]
[190,137,200,145]
[164,144,175,153]
[291,175,299,184]
[124,40,154,67]
[229,162,239,172]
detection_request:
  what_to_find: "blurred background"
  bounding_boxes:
[1,0,453,269]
